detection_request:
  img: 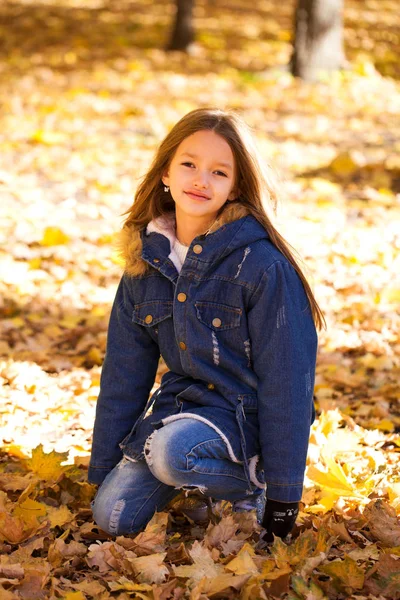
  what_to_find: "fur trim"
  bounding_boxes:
[120,202,251,277]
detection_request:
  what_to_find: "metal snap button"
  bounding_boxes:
[144,314,153,324]
[177,292,187,302]
[193,244,203,254]
[212,318,222,328]
[207,383,215,390]
[179,341,187,350]
[153,258,160,263]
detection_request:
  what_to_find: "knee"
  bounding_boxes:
[91,491,127,536]
[144,424,188,487]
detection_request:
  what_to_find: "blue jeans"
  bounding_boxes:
[91,418,265,535]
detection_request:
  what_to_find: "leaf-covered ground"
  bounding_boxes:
[1,0,400,598]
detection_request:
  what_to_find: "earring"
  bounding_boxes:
[164,185,169,192]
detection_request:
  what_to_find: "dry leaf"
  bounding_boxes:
[363,499,400,546]
[319,555,365,591]
[127,552,169,584]
[204,515,239,549]
[25,445,69,482]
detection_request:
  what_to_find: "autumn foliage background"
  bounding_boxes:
[0,0,400,598]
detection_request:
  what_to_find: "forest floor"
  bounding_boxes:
[0,0,399,599]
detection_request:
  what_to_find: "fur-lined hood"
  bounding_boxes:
[119,202,253,277]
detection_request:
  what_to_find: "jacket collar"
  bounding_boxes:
[120,202,254,277]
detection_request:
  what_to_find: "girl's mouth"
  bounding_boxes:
[185,191,210,201]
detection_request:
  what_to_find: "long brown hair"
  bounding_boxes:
[123,108,325,330]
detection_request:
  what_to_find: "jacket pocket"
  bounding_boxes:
[132,300,173,327]
[195,301,241,331]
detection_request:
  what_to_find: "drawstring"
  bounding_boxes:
[235,401,252,494]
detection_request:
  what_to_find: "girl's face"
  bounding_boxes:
[162,130,237,225]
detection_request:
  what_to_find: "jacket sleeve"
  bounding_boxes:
[247,260,318,502]
[88,274,160,485]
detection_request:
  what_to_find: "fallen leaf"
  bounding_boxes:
[319,555,365,591]
[204,515,239,549]
[363,499,400,546]
[128,552,169,584]
[24,445,69,482]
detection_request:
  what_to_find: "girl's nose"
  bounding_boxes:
[193,172,209,188]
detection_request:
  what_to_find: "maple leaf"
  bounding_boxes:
[363,498,400,546]
[14,498,47,530]
[271,530,316,568]
[173,540,224,586]
[126,552,169,584]
[204,514,239,549]
[48,537,87,568]
[24,445,69,482]
[225,543,258,575]
[318,555,365,591]
[0,501,43,545]
[86,541,133,573]
[46,505,74,528]
[117,511,168,556]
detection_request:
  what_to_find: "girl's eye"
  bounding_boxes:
[181,163,227,177]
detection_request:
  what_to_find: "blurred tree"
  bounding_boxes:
[166,0,195,50]
[290,0,346,80]
[166,0,346,82]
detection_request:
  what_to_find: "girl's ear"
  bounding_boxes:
[227,187,239,201]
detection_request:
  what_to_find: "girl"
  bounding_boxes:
[89,108,323,541]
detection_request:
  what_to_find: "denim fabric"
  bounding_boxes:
[89,214,318,502]
[91,418,265,535]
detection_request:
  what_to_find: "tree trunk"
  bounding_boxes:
[290,0,345,81]
[166,0,195,51]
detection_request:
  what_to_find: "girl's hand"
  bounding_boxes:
[261,499,299,543]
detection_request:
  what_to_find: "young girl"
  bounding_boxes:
[89,108,323,541]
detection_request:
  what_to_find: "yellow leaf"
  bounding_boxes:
[307,452,357,498]
[11,317,24,328]
[225,547,258,575]
[43,325,62,338]
[14,498,47,529]
[60,315,82,329]
[380,288,400,304]
[310,178,341,195]
[271,530,316,568]
[319,555,364,590]
[31,130,68,145]
[60,593,86,600]
[40,227,70,247]
[329,151,360,177]
[86,347,103,366]
[25,444,69,482]
[306,493,337,514]
[47,505,74,528]
[108,577,152,594]
[2,445,29,459]
[28,258,42,269]
[376,419,395,433]
[206,573,251,595]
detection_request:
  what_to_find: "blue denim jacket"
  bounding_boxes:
[88,203,318,502]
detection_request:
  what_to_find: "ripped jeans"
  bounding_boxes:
[91,418,265,536]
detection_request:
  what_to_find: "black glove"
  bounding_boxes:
[262,499,299,542]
